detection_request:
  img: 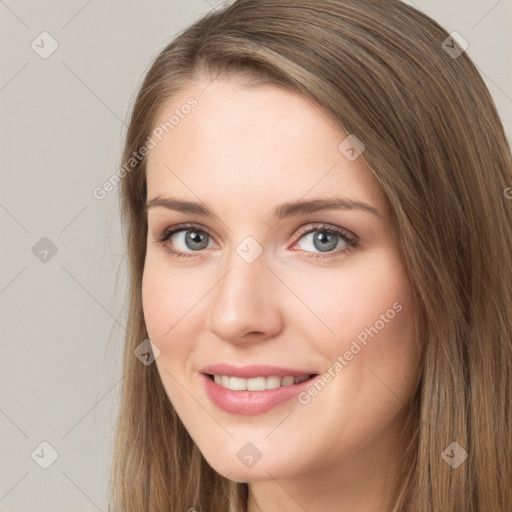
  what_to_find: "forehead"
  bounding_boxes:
[145,79,385,215]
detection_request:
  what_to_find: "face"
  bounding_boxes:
[142,77,419,485]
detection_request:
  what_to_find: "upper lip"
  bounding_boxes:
[200,363,317,379]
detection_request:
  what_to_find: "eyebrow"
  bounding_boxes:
[146,196,382,221]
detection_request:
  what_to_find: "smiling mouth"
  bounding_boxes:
[205,373,318,391]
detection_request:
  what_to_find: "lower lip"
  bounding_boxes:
[201,373,317,415]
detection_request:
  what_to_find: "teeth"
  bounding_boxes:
[247,376,266,391]
[212,374,311,391]
[230,377,247,391]
[281,376,295,387]
[266,376,281,389]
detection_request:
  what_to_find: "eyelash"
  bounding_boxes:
[153,222,359,261]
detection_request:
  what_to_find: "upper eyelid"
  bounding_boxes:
[295,222,355,237]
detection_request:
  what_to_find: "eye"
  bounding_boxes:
[153,222,358,260]
[154,223,214,258]
[290,223,358,260]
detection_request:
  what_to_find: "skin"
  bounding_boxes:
[142,77,420,512]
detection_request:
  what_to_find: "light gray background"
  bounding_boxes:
[1,1,511,510]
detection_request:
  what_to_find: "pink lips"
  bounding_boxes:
[200,364,318,415]
[200,363,315,379]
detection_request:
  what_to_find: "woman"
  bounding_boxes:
[110,1,512,510]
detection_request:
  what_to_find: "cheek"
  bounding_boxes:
[141,253,201,341]
[141,253,215,388]
[284,248,414,355]
[289,249,419,413]
[296,257,418,429]
[141,258,198,406]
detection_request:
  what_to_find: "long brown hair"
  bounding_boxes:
[110,1,512,510]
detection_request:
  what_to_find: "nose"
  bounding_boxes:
[206,247,284,345]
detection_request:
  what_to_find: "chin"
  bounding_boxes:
[201,447,299,483]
